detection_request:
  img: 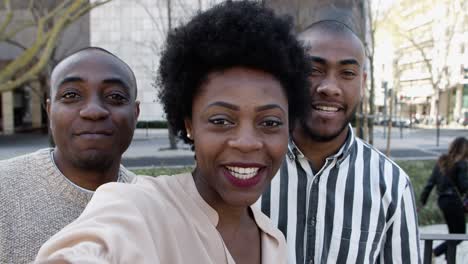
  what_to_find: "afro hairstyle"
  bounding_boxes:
[157,0,311,145]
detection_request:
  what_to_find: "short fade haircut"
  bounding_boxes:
[51,46,137,97]
[157,0,311,145]
[299,19,366,68]
[302,19,359,36]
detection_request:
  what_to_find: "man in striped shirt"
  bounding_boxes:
[258,20,421,263]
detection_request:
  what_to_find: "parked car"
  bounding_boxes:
[458,112,468,126]
[377,116,411,128]
[394,118,411,128]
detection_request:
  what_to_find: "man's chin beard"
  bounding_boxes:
[299,104,358,142]
[73,155,114,172]
[299,118,349,142]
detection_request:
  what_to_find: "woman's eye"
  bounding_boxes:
[61,91,79,100]
[209,118,233,126]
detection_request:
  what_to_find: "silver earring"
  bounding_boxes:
[187,132,192,139]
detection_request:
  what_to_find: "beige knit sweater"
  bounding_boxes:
[0,148,136,264]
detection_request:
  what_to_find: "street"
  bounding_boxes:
[0,126,466,168]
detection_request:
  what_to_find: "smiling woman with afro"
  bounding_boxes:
[158,0,311,145]
[35,1,312,263]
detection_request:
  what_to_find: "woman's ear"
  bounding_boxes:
[184,118,193,140]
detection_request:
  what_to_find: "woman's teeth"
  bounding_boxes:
[226,166,260,180]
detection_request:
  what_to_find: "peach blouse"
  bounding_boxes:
[35,173,286,264]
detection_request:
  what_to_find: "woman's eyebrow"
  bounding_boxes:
[205,101,240,111]
[255,104,286,114]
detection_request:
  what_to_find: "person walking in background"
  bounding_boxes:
[420,137,468,257]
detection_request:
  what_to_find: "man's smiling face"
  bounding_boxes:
[298,30,366,142]
[48,50,139,170]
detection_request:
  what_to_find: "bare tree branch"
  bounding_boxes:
[135,0,167,37]
[27,0,34,11]
[41,0,74,24]
[1,20,37,41]
[395,0,460,91]
[5,38,27,50]
[0,0,13,37]
[385,0,462,145]
[70,0,112,21]
[175,0,192,18]
[0,0,114,93]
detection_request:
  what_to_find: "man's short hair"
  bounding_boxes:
[302,20,358,36]
[51,46,137,97]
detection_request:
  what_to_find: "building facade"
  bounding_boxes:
[90,0,367,121]
[1,0,369,133]
[89,0,229,121]
[374,0,467,126]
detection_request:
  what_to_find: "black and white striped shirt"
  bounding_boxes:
[257,127,421,263]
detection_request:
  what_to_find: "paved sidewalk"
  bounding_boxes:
[0,128,193,160]
[419,224,468,263]
[371,127,453,160]
[0,126,466,167]
[1,128,468,262]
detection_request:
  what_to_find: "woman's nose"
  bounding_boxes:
[227,127,263,152]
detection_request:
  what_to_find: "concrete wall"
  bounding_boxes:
[89,0,226,121]
[264,0,366,37]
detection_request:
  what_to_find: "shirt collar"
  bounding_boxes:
[288,124,355,165]
[177,172,219,226]
[177,172,285,246]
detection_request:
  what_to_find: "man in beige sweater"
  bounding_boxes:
[0,47,140,264]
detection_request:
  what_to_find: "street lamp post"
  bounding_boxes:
[436,95,440,147]
[382,81,388,139]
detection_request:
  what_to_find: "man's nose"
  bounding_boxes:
[316,77,342,97]
[227,126,263,153]
[80,98,110,120]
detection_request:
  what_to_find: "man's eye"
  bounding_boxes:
[107,93,129,103]
[260,119,283,128]
[311,68,323,76]
[343,71,357,77]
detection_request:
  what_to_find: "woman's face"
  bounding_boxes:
[186,67,288,209]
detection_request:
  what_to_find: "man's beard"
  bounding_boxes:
[72,153,115,172]
[299,104,358,142]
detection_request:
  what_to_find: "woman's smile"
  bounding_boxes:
[223,164,266,188]
[186,67,289,208]
[225,166,261,179]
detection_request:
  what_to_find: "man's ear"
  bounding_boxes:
[134,100,141,120]
[46,98,54,136]
[361,71,368,98]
